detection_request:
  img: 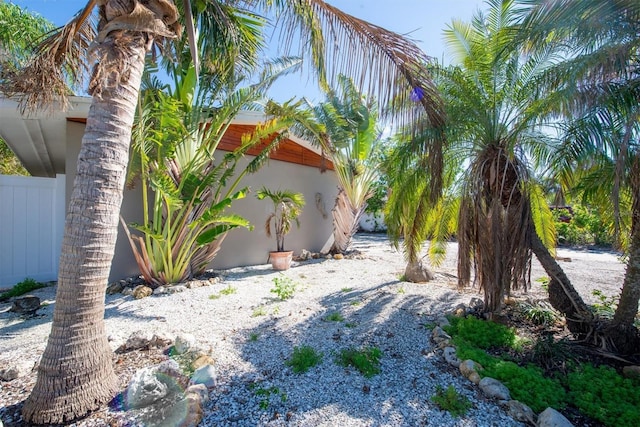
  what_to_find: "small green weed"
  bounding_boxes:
[431,385,472,417]
[249,333,259,342]
[251,384,287,410]
[591,289,618,318]
[535,276,551,292]
[423,322,436,331]
[208,293,221,300]
[271,275,297,301]
[397,286,406,294]
[398,274,407,282]
[341,287,353,292]
[324,312,344,322]
[0,278,46,301]
[286,345,323,373]
[220,285,237,295]
[271,305,280,315]
[520,301,558,326]
[336,346,382,378]
[345,322,358,328]
[251,305,267,317]
[350,300,361,306]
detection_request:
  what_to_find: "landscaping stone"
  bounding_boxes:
[192,354,215,370]
[436,316,450,328]
[404,261,435,283]
[431,326,451,344]
[622,365,640,380]
[125,367,169,409]
[537,407,574,427]
[167,285,187,294]
[174,333,197,355]
[333,253,344,260]
[479,377,510,401]
[506,400,536,425]
[153,286,168,295]
[443,347,461,368]
[459,359,482,378]
[132,285,153,299]
[122,287,134,296]
[0,361,31,381]
[123,330,154,351]
[186,280,206,289]
[9,295,40,315]
[191,364,217,388]
[468,371,482,385]
[186,384,209,403]
[106,281,125,295]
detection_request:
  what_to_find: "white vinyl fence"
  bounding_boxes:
[0,174,65,287]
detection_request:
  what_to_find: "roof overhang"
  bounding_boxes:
[0,96,91,177]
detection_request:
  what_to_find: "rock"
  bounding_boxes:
[124,330,154,351]
[181,394,204,427]
[174,333,197,355]
[10,295,40,315]
[122,287,134,296]
[191,364,217,388]
[468,297,484,312]
[0,366,20,381]
[324,254,333,259]
[186,280,205,289]
[431,326,451,344]
[106,281,125,295]
[208,277,221,285]
[167,285,187,294]
[150,332,173,348]
[468,372,482,385]
[479,377,511,401]
[506,400,536,424]
[298,249,312,261]
[404,261,435,283]
[153,286,168,295]
[192,354,215,370]
[125,367,169,409]
[452,303,467,317]
[459,359,482,378]
[537,407,574,427]
[132,285,153,299]
[186,384,210,403]
[436,316,450,328]
[622,365,640,380]
[443,347,461,368]
[333,253,344,260]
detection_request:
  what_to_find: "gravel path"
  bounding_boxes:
[0,234,627,426]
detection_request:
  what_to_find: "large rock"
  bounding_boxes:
[506,400,536,424]
[126,367,169,409]
[537,407,574,427]
[191,364,217,388]
[132,285,153,299]
[404,261,435,283]
[9,295,40,315]
[174,333,197,355]
[478,377,510,401]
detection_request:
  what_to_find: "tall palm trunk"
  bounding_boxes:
[22,33,147,424]
[331,187,366,253]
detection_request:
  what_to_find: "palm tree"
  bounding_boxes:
[434,0,559,314]
[520,0,640,352]
[5,1,445,423]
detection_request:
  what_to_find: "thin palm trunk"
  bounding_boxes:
[331,187,365,253]
[22,33,147,424]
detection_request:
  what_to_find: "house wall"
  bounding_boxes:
[0,174,65,287]
[65,122,339,282]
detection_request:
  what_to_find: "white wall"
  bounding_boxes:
[0,174,65,287]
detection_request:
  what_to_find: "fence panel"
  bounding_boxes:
[0,174,65,287]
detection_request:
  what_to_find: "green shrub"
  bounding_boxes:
[324,312,344,322]
[568,364,640,427]
[0,277,47,301]
[445,316,515,349]
[431,385,472,417]
[336,347,382,378]
[286,345,323,373]
[271,275,297,300]
[484,361,566,413]
[553,205,613,247]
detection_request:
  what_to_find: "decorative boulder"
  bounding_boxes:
[10,295,41,315]
[191,364,217,388]
[478,377,510,401]
[404,261,435,283]
[132,285,153,299]
[174,333,197,355]
[126,367,169,409]
[506,400,536,425]
[537,407,574,427]
[443,347,461,368]
[459,360,482,379]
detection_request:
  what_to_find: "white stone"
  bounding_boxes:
[479,377,511,401]
[191,364,217,388]
[126,367,169,409]
[537,407,574,427]
[443,347,460,368]
[174,333,197,354]
[186,383,210,403]
[153,286,168,295]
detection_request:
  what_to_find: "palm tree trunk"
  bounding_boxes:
[331,187,365,253]
[530,231,594,335]
[22,34,147,424]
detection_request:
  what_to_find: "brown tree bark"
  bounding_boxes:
[21,31,147,425]
[331,187,365,253]
[530,231,594,335]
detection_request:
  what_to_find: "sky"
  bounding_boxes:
[11,0,485,101]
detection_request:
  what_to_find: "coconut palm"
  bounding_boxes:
[435,0,559,314]
[5,1,444,423]
[519,0,640,352]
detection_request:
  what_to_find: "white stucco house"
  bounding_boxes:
[0,96,338,286]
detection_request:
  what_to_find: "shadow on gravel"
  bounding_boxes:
[202,276,499,426]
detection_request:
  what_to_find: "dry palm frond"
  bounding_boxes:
[3,1,97,113]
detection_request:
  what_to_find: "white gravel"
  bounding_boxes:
[0,233,627,426]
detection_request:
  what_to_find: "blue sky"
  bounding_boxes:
[12,0,484,101]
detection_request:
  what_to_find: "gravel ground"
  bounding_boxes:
[0,233,628,426]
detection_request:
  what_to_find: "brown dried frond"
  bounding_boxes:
[2,2,97,114]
